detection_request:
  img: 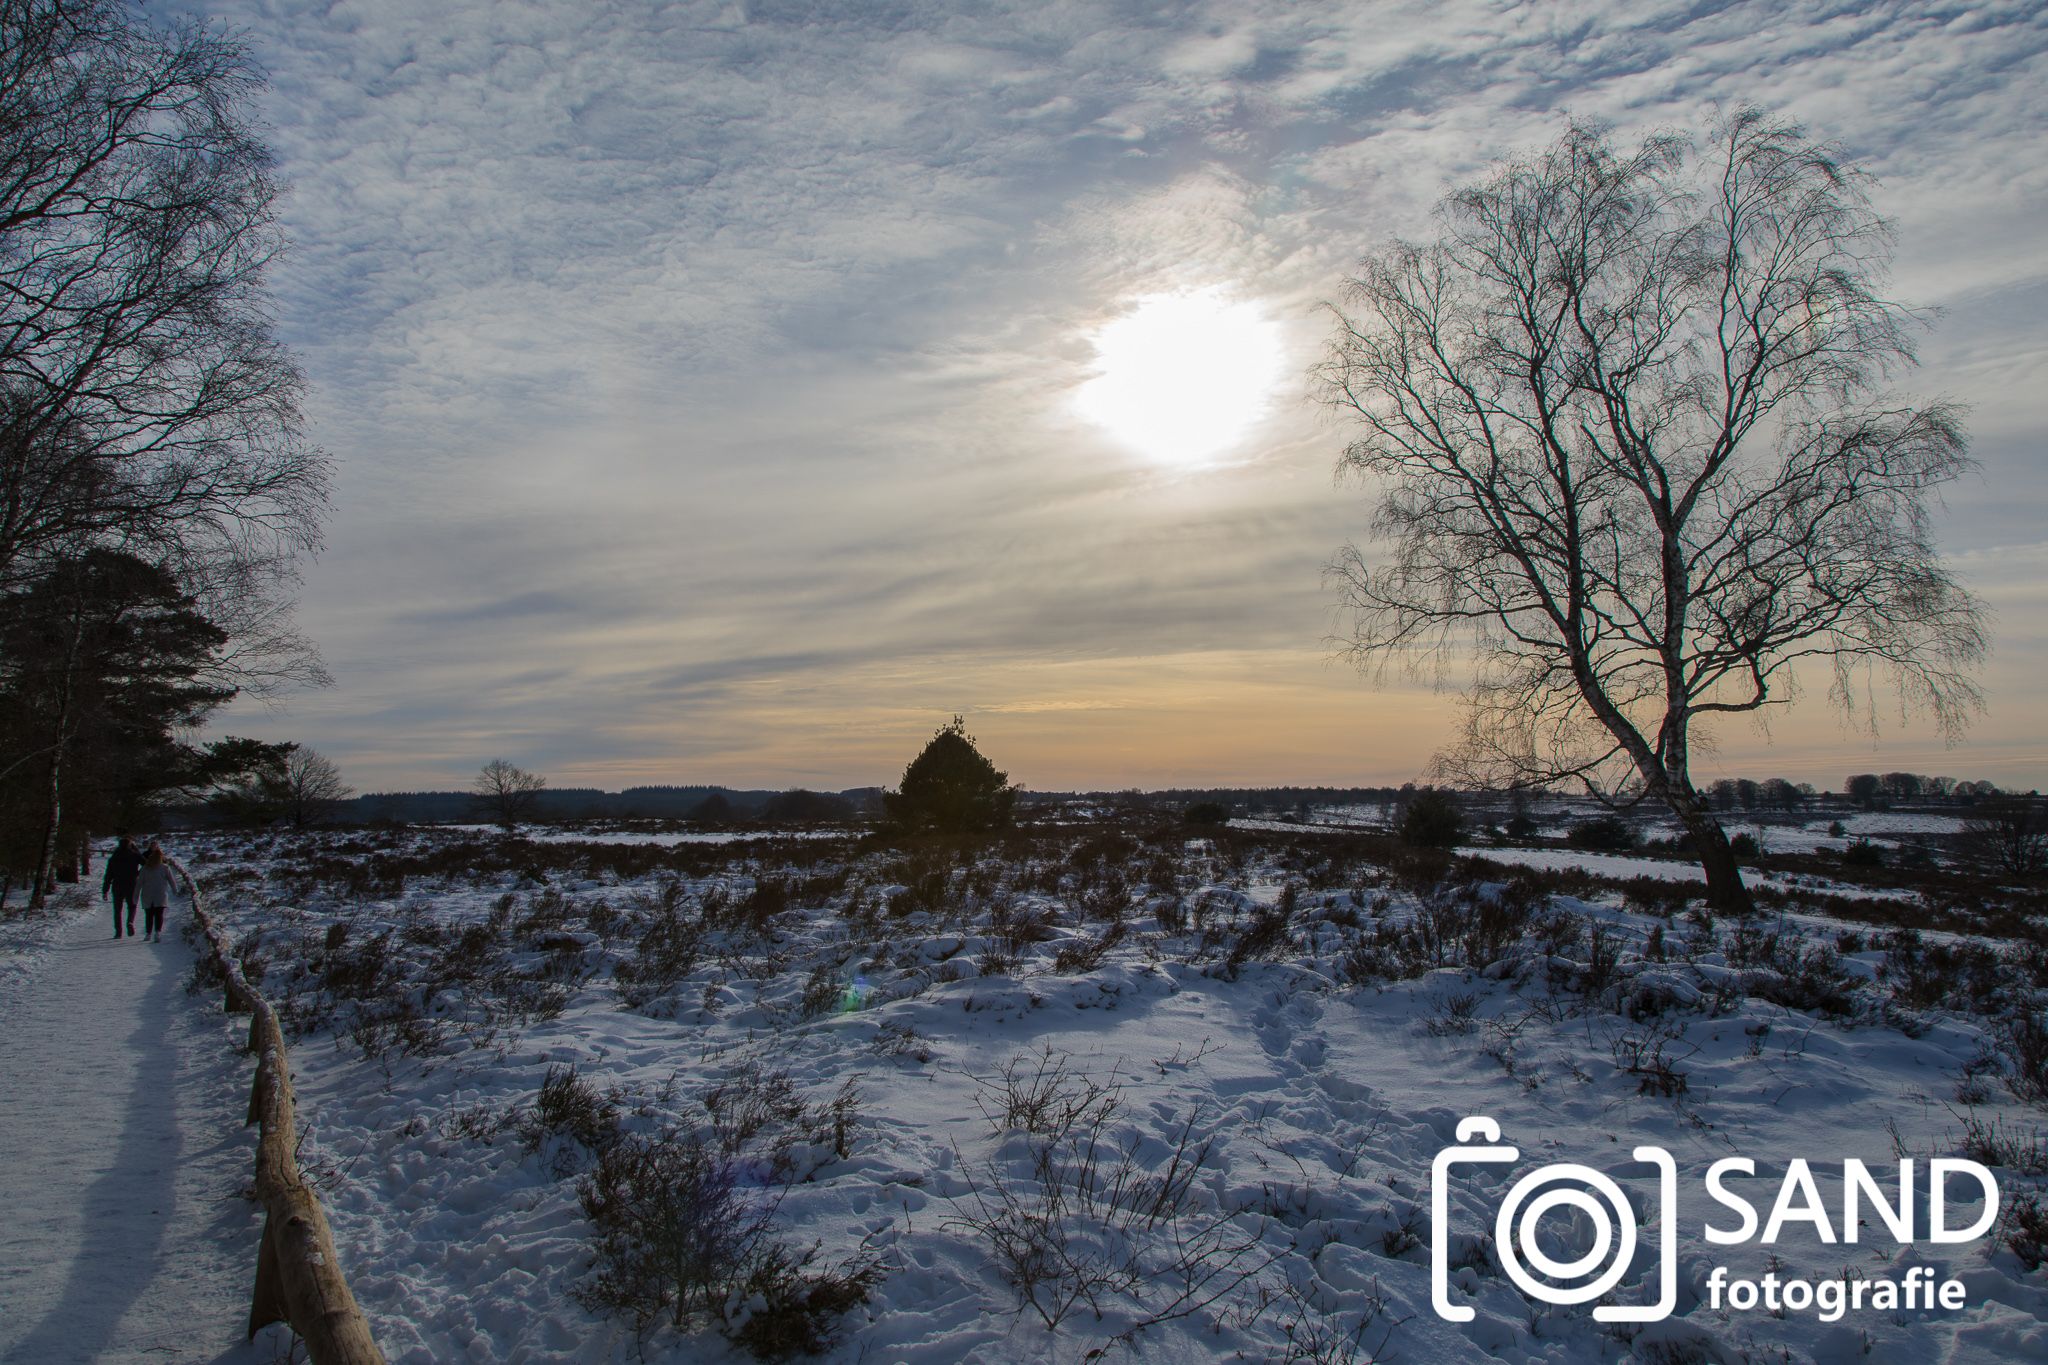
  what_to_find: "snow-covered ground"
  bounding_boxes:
[1455,846,1923,904]
[1718,812,1971,857]
[0,882,274,1363]
[127,822,2048,1363]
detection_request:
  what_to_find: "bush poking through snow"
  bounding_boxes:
[1424,989,1481,1037]
[702,1065,862,1178]
[975,1046,1122,1138]
[2002,1191,2048,1271]
[517,1064,623,1178]
[948,1052,1274,1332]
[726,1240,885,1360]
[1224,888,1296,976]
[1951,1110,2048,1176]
[2000,1012,2048,1106]
[1051,919,1127,974]
[575,1130,878,1356]
[1275,1274,1405,1364]
[613,880,702,1010]
[1608,1019,1694,1098]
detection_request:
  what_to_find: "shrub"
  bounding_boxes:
[2002,1012,2048,1106]
[1880,928,2005,1011]
[728,1242,883,1360]
[1953,1112,2048,1175]
[1224,895,1293,975]
[1609,1021,1692,1098]
[1398,789,1463,849]
[1050,920,1126,974]
[518,1064,622,1177]
[613,880,701,1010]
[2004,1191,2048,1271]
[1182,801,1230,826]
[577,1130,769,1330]
[1746,943,1858,1018]
[1965,797,2048,876]
[701,1066,862,1176]
[1566,815,1637,852]
[576,1131,876,1355]
[949,1049,1268,1331]
[1842,839,1885,868]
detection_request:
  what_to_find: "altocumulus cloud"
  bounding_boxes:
[171,0,2048,789]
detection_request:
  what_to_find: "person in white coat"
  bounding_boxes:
[135,845,175,942]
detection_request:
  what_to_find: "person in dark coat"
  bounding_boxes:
[102,833,142,938]
[136,846,175,943]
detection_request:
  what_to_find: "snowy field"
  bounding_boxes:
[163,823,2048,1363]
[1449,847,1923,906]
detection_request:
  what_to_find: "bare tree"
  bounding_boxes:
[0,0,329,595]
[475,758,546,830]
[1316,110,1985,911]
[1964,795,2047,878]
[276,746,352,828]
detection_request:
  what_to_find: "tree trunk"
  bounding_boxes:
[1665,786,1754,913]
[28,748,61,910]
[28,588,83,910]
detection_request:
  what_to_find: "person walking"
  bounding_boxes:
[101,833,143,938]
[135,846,175,943]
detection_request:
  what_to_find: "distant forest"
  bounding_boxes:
[155,773,2021,831]
[162,783,1422,828]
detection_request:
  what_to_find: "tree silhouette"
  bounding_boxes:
[884,717,1016,834]
[475,759,546,830]
[0,550,233,901]
[1317,110,1985,911]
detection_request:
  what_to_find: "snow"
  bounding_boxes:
[5,824,2044,1363]
[1711,812,1969,857]
[1455,846,1922,902]
[0,883,271,1363]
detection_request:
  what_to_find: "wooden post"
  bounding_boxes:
[175,859,387,1365]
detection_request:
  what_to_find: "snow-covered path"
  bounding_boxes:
[0,889,267,1364]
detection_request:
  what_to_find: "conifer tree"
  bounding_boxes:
[884,717,1017,834]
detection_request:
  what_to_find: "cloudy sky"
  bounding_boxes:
[177,0,2048,795]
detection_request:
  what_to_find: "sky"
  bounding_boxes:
[175,0,2048,796]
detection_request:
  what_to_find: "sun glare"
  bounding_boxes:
[1075,289,1285,465]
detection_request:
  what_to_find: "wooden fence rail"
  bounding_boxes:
[174,859,386,1364]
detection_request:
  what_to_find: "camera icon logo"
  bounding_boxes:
[1431,1116,1677,1323]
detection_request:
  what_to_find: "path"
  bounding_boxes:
[0,883,268,1364]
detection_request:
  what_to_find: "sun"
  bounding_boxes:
[1075,289,1286,466]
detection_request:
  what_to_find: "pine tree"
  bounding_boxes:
[884,717,1017,834]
